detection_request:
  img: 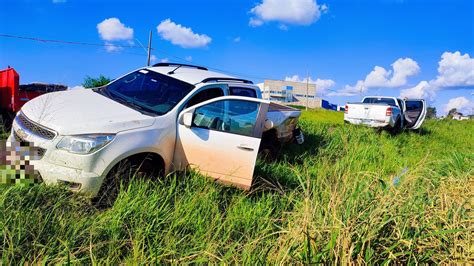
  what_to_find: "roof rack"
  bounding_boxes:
[201,77,253,84]
[152,63,208,71]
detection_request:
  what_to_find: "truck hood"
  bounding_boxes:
[21,89,155,135]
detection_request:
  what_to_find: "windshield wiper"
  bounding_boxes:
[124,101,159,116]
[106,90,158,116]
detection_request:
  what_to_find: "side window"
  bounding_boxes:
[185,88,224,109]
[192,100,260,137]
[229,87,257,98]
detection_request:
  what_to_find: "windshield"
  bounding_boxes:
[98,69,195,116]
[363,97,397,106]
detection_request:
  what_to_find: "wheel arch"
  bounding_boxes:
[102,151,166,178]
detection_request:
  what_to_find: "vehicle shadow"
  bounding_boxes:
[409,127,432,135]
[278,132,326,164]
[251,132,327,194]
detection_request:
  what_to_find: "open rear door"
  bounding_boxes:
[404,99,427,129]
[175,96,268,190]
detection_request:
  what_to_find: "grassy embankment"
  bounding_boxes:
[1,109,472,264]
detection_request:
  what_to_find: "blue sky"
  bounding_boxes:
[1,0,473,115]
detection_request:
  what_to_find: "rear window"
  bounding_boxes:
[363,97,397,106]
[229,87,257,98]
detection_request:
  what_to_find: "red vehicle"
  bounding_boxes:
[0,67,67,128]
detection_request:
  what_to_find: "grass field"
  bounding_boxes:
[1,109,473,264]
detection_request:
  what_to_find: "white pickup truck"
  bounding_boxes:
[344,96,427,132]
[8,63,303,205]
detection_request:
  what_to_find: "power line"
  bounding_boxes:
[1,33,276,81]
[0,34,142,49]
[0,33,341,96]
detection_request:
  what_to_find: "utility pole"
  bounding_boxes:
[306,72,309,111]
[146,30,153,66]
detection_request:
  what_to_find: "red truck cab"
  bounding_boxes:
[0,67,67,128]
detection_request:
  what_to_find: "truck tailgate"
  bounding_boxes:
[346,103,389,121]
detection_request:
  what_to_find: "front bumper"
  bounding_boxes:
[7,124,105,197]
[31,158,104,196]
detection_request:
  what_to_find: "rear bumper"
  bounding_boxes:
[344,118,391,128]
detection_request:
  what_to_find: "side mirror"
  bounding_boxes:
[183,112,193,128]
[264,119,274,130]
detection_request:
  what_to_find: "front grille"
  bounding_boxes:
[17,113,57,140]
[12,130,47,160]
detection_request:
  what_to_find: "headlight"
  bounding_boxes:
[57,134,115,154]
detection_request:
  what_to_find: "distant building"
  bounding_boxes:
[452,113,470,120]
[257,80,324,108]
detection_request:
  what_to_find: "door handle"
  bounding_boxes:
[237,144,254,151]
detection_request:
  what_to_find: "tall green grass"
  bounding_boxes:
[1,110,472,264]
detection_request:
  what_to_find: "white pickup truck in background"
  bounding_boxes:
[344,96,427,132]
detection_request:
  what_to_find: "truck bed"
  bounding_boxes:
[266,102,301,141]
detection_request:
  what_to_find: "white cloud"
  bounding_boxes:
[399,81,436,100]
[320,4,329,13]
[185,56,193,62]
[104,42,123,53]
[285,75,336,94]
[431,51,474,88]
[249,18,264,27]
[52,0,66,3]
[150,55,157,64]
[68,85,84,90]
[249,0,327,27]
[364,58,420,88]
[328,80,366,97]
[332,57,420,96]
[399,51,474,100]
[233,37,241,43]
[444,96,473,114]
[97,18,134,41]
[157,19,211,48]
[160,58,169,63]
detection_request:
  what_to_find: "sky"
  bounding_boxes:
[1,0,473,115]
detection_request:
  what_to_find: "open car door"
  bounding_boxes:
[404,99,427,130]
[175,96,269,190]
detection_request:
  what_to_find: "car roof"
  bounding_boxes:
[146,64,253,85]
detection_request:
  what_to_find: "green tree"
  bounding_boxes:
[426,106,437,119]
[446,108,459,119]
[82,75,112,88]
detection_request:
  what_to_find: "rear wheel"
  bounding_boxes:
[258,129,280,162]
[390,118,402,134]
[92,155,163,208]
[258,142,278,162]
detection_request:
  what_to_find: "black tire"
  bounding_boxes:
[258,142,278,162]
[92,156,162,208]
[390,118,402,134]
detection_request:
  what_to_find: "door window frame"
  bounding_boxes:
[178,84,229,114]
[180,96,269,139]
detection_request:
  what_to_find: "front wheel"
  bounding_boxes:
[92,156,162,208]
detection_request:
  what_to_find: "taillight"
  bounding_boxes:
[386,107,392,116]
[344,105,348,114]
